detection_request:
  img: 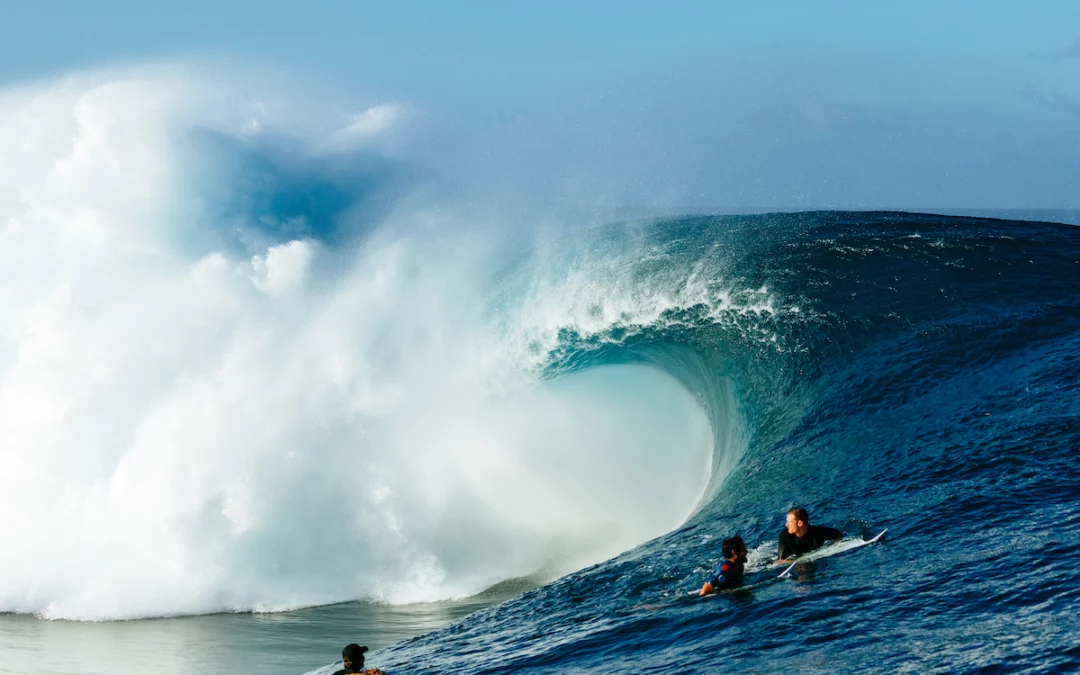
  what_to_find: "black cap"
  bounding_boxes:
[343,644,369,661]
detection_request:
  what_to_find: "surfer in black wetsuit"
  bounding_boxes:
[776,507,842,563]
[699,536,748,596]
[332,644,385,675]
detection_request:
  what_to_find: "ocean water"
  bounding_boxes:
[1,74,1078,675]
[5,209,1077,675]
[360,210,1080,675]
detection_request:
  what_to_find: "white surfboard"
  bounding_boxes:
[778,528,888,578]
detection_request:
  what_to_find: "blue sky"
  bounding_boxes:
[5,2,1078,106]
[3,1,1079,208]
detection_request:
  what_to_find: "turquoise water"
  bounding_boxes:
[0,597,504,675]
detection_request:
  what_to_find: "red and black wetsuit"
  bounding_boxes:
[706,559,744,590]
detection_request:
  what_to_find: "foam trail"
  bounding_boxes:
[0,68,728,620]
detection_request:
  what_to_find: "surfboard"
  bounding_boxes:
[777,528,887,578]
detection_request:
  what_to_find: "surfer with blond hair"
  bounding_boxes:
[776,507,842,563]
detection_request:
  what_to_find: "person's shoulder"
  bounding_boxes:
[331,670,346,675]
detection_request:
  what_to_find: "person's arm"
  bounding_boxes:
[823,527,842,542]
[699,563,729,596]
[776,532,792,564]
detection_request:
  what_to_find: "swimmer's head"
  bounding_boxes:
[342,644,368,670]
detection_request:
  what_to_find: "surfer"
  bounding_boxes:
[699,536,747,596]
[776,507,842,563]
[332,644,385,675]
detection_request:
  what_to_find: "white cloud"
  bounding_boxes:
[344,103,400,137]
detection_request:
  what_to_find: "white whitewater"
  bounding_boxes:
[0,67,749,620]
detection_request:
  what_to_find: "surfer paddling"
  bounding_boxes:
[776,507,842,563]
[699,536,748,596]
[333,644,385,675]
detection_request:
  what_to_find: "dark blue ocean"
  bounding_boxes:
[2,210,1077,675]
[357,210,1080,675]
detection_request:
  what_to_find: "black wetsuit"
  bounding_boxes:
[778,525,842,559]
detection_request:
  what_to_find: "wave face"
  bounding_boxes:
[3,70,1079,673]
[0,70,735,620]
[366,212,1080,674]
